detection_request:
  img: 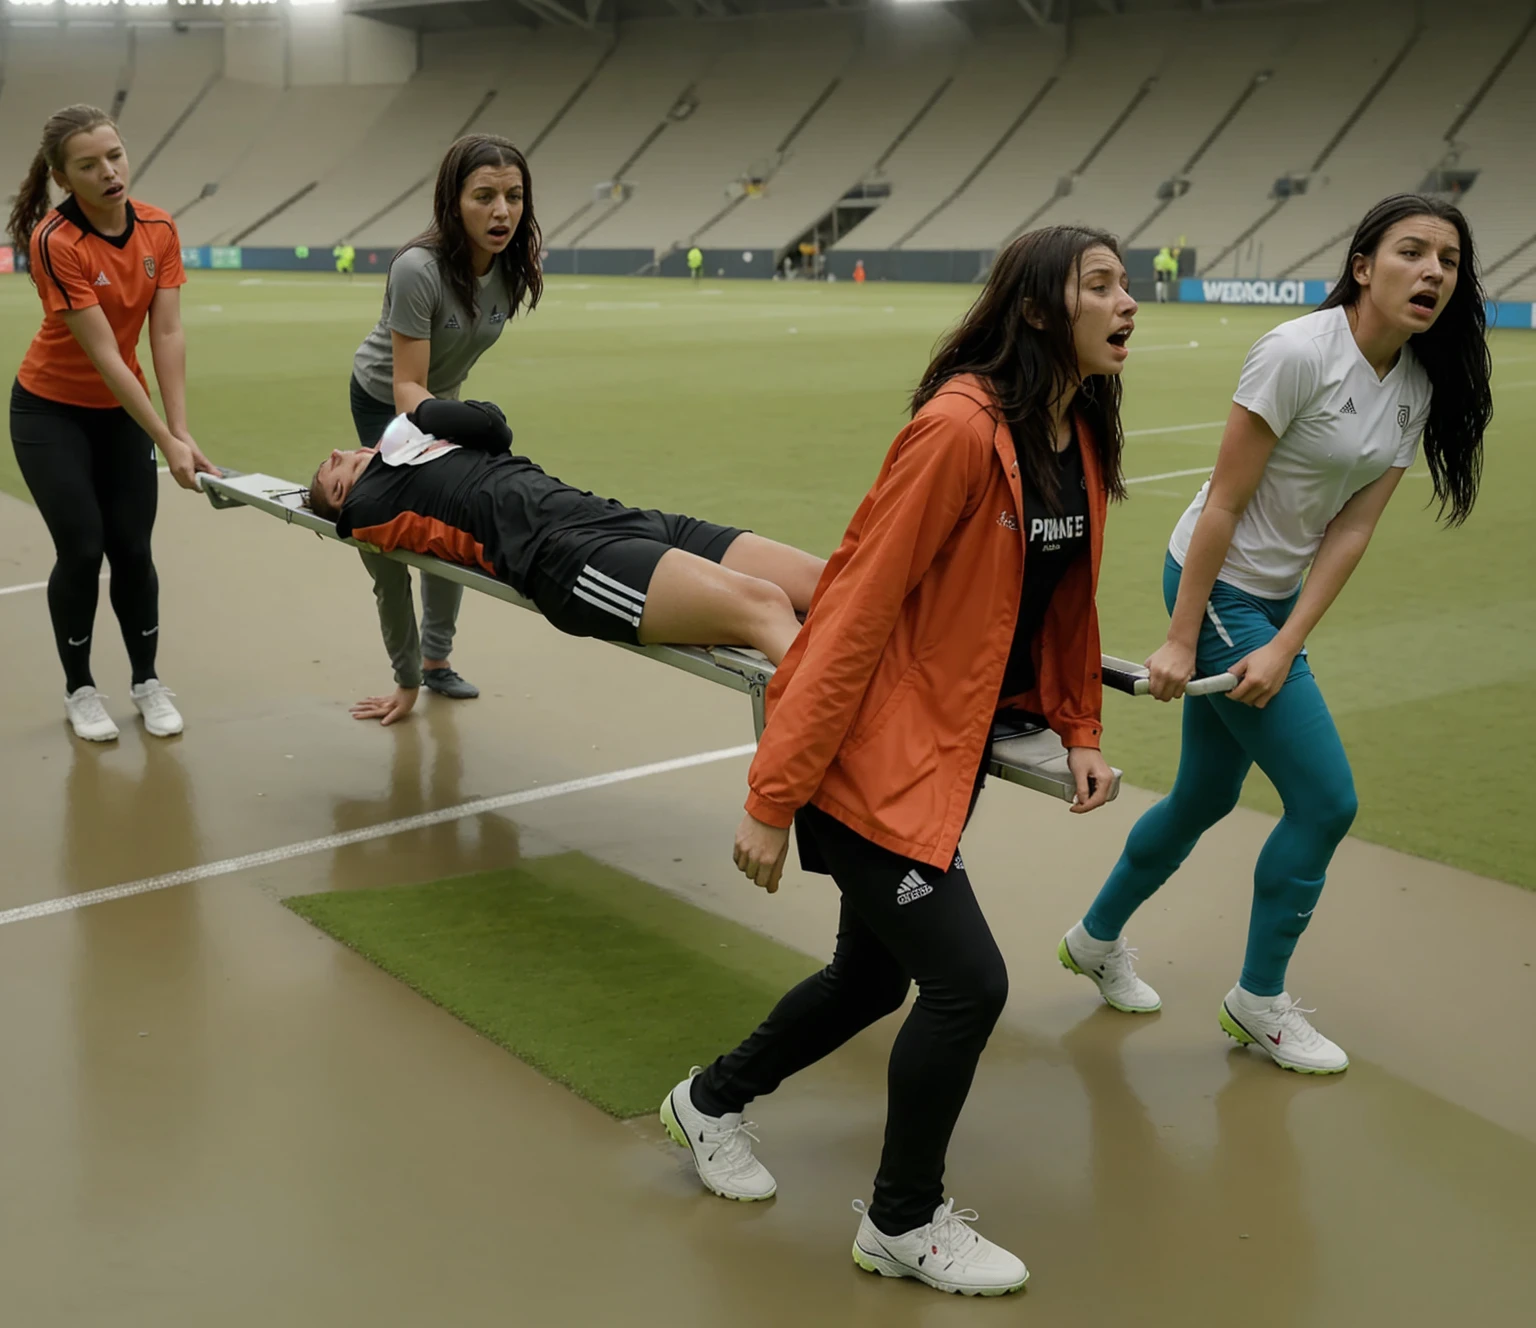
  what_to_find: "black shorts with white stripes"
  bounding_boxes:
[525,510,744,644]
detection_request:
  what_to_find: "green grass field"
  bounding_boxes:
[286,852,818,1118]
[3,271,1533,887]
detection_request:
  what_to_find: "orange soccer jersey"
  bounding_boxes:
[18,196,186,410]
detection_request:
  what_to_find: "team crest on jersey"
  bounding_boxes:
[444,314,461,330]
[1397,405,1410,430]
[143,255,156,279]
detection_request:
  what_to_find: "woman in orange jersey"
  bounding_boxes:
[8,105,216,743]
[660,228,1137,1296]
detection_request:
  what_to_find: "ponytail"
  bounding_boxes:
[6,151,53,255]
[6,104,119,268]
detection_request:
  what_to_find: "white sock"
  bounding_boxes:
[1068,920,1117,955]
[1233,984,1284,1012]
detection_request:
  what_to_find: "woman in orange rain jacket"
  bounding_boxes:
[657,227,1138,1296]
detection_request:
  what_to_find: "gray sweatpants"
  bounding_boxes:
[359,551,462,690]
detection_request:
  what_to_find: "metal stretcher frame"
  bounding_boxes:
[200,471,1234,805]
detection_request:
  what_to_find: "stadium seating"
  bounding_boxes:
[700,7,968,252]
[0,26,125,194]
[575,14,859,255]
[129,76,285,233]
[1453,21,1536,299]
[845,28,1056,252]
[1255,3,1530,280]
[116,27,225,172]
[1,1,1533,298]
[533,22,726,248]
[181,86,400,246]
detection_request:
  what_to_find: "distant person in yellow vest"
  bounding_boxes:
[1153,246,1178,303]
[333,242,356,278]
[687,245,703,281]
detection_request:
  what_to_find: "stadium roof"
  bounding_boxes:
[341,0,1319,36]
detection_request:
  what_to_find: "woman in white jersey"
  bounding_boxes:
[346,134,540,725]
[1058,194,1491,1072]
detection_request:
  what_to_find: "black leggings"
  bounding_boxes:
[10,380,160,692]
[694,804,1009,1236]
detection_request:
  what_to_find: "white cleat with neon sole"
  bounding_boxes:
[1058,921,1162,1013]
[1219,985,1349,1074]
[659,1069,777,1202]
[852,1199,1028,1297]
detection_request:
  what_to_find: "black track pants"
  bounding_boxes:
[693,803,1009,1236]
[11,380,160,692]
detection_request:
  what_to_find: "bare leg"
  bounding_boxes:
[638,549,802,664]
[719,533,825,613]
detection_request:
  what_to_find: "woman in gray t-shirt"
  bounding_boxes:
[345,133,543,725]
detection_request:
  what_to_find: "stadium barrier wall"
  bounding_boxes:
[1179,277,1535,328]
[540,249,655,277]
[4,243,1532,329]
[171,247,654,277]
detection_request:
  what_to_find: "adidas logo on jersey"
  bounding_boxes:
[489,305,506,324]
[896,869,933,906]
[997,510,1018,531]
[94,271,111,287]
[1339,397,1356,415]
[444,314,461,330]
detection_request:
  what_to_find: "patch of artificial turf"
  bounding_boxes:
[284,852,818,1118]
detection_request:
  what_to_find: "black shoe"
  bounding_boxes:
[422,667,479,700]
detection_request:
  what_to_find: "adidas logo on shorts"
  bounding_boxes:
[1339,397,1356,415]
[896,869,933,906]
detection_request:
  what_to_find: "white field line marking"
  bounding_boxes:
[0,579,49,597]
[0,571,109,598]
[1128,340,1204,353]
[235,277,385,288]
[1125,420,1226,438]
[0,743,757,928]
[1127,466,1213,485]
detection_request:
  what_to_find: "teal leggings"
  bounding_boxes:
[1083,555,1358,997]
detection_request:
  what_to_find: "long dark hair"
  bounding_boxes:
[912,226,1127,511]
[396,133,543,322]
[7,104,117,257]
[1319,193,1490,525]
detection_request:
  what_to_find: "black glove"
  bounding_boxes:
[410,398,513,454]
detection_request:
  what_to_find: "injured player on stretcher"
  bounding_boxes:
[307,398,825,665]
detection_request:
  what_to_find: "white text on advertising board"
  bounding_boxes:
[1202,280,1311,304]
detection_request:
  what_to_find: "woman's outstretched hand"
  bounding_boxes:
[1144,638,1197,701]
[1067,747,1114,814]
[351,685,419,726]
[734,813,791,894]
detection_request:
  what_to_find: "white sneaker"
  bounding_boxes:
[1058,922,1161,1013]
[1220,985,1349,1074]
[130,679,183,737]
[852,1199,1028,1297]
[65,686,118,742]
[659,1069,777,1202]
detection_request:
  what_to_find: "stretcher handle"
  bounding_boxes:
[1101,655,1238,698]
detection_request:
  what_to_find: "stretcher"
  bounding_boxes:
[200,470,1235,805]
